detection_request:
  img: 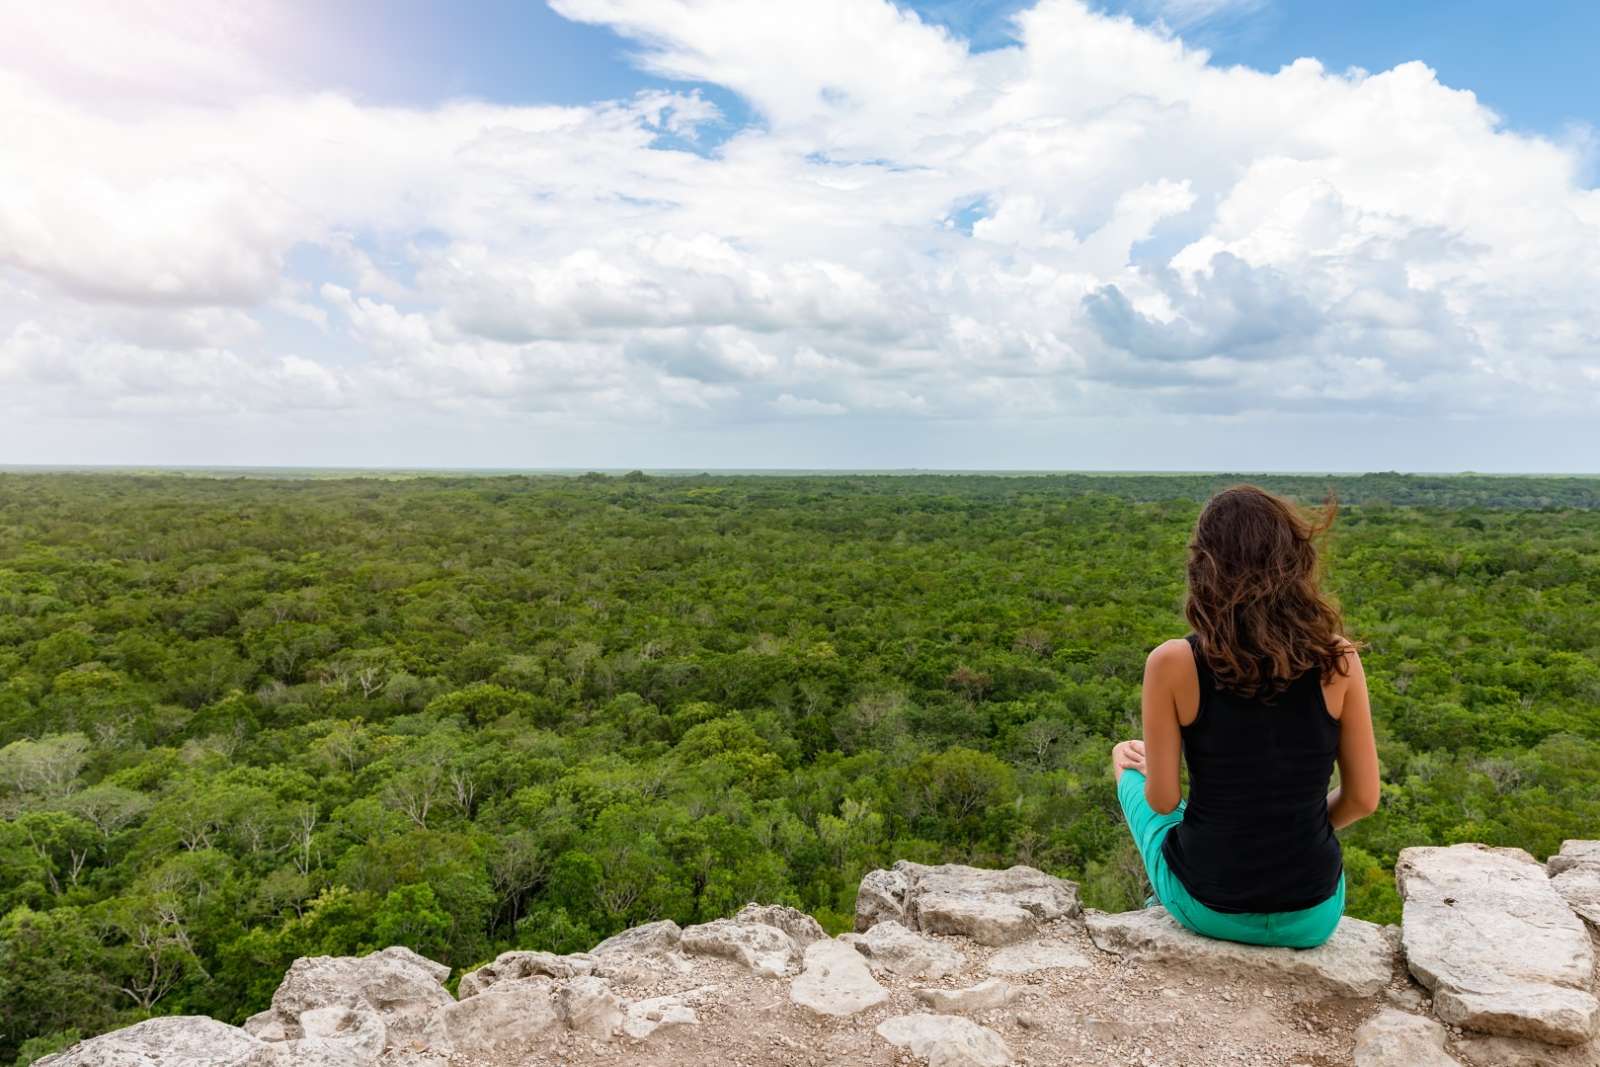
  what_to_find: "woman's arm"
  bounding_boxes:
[1327,644,1381,830]
[1139,639,1188,814]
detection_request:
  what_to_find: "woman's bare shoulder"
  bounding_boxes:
[1146,637,1195,674]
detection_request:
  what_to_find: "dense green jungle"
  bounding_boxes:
[1,470,1598,1062]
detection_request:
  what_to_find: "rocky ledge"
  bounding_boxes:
[40,846,1600,1067]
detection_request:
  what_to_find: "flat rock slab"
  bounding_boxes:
[35,1017,264,1067]
[849,919,964,978]
[915,978,1018,1013]
[983,940,1091,975]
[1085,906,1394,997]
[876,1014,1013,1067]
[1353,1009,1463,1067]
[855,861,1081,946]
[790,939,890,1016]
[1398,843,1598,1046]
[681,918,797,978]
[622,988,705,1040]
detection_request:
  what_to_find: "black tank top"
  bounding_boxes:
[1160,633,1344,914]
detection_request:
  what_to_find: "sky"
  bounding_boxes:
[1,1,1598,472]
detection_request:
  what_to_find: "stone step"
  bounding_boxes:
[1398,843,1599,1046]
[1084,905,1396,997]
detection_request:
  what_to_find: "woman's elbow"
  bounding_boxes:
[1145,783,1181,815]
[1347,787,1381,819]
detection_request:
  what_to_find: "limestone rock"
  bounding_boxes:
[856,867,909,930]
[49,862,1600,1067]
[1085,906,1393,997]
[1552,867,1600,929]
[592,919,682,958]
[1547,840,1600,877]
[876,1013,1013,1067]
[1548,840,1600,929]
[736,903,827,946]
[852,919,964,978]
[276,1005,385,1065]
[1456,1033,1600,1067]
[983,940,1090,975]
[34,1017,263,1067]
[588,920,694,982]
[457,949,594,998]
[241,1046,367,1067]
[915,978,1018,1013]
[242,1010,286,1042]
[246,946,451,1052]
[263,937,684,1058]
[428,972,643,1050]
[241,1005,387,1066]
[556,975,624,1039]
[1353,1009,1463,1067]
[856,861,1080,946]
[789,939,890,1016]
[369,945,451,985]
[681,918,797,977]
[1397,843,1598,1045]
[424,977,561,1056]
[622,988,706,1040]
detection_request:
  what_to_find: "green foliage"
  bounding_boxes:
[371,884,452,960]
[0,906,116,1054]
[0,470,1597,1060]
[1342,845,1402,926]
[12,1031,80,1067]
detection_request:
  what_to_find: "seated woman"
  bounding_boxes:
[1111,484,1380,949]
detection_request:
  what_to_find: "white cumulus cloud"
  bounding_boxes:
[0,0,1597,466]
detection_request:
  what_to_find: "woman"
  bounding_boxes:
[1110,484,1380,949]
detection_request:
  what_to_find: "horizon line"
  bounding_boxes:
[4,465,1599,479]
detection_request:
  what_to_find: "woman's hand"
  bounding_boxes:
[1111,739,1147,779]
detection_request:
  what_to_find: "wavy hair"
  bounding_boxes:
[1183,484,1353,700]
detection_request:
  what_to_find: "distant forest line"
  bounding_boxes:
[4,469,1600,507]
[0,472,1596,1062]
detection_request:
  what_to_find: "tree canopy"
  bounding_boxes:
[1,471,1596,1062]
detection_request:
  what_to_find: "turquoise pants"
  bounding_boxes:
[1116,769,1345,948]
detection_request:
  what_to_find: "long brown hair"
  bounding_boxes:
[1184,484,1353,699]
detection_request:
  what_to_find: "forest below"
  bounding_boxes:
[1,470,1597,1063]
